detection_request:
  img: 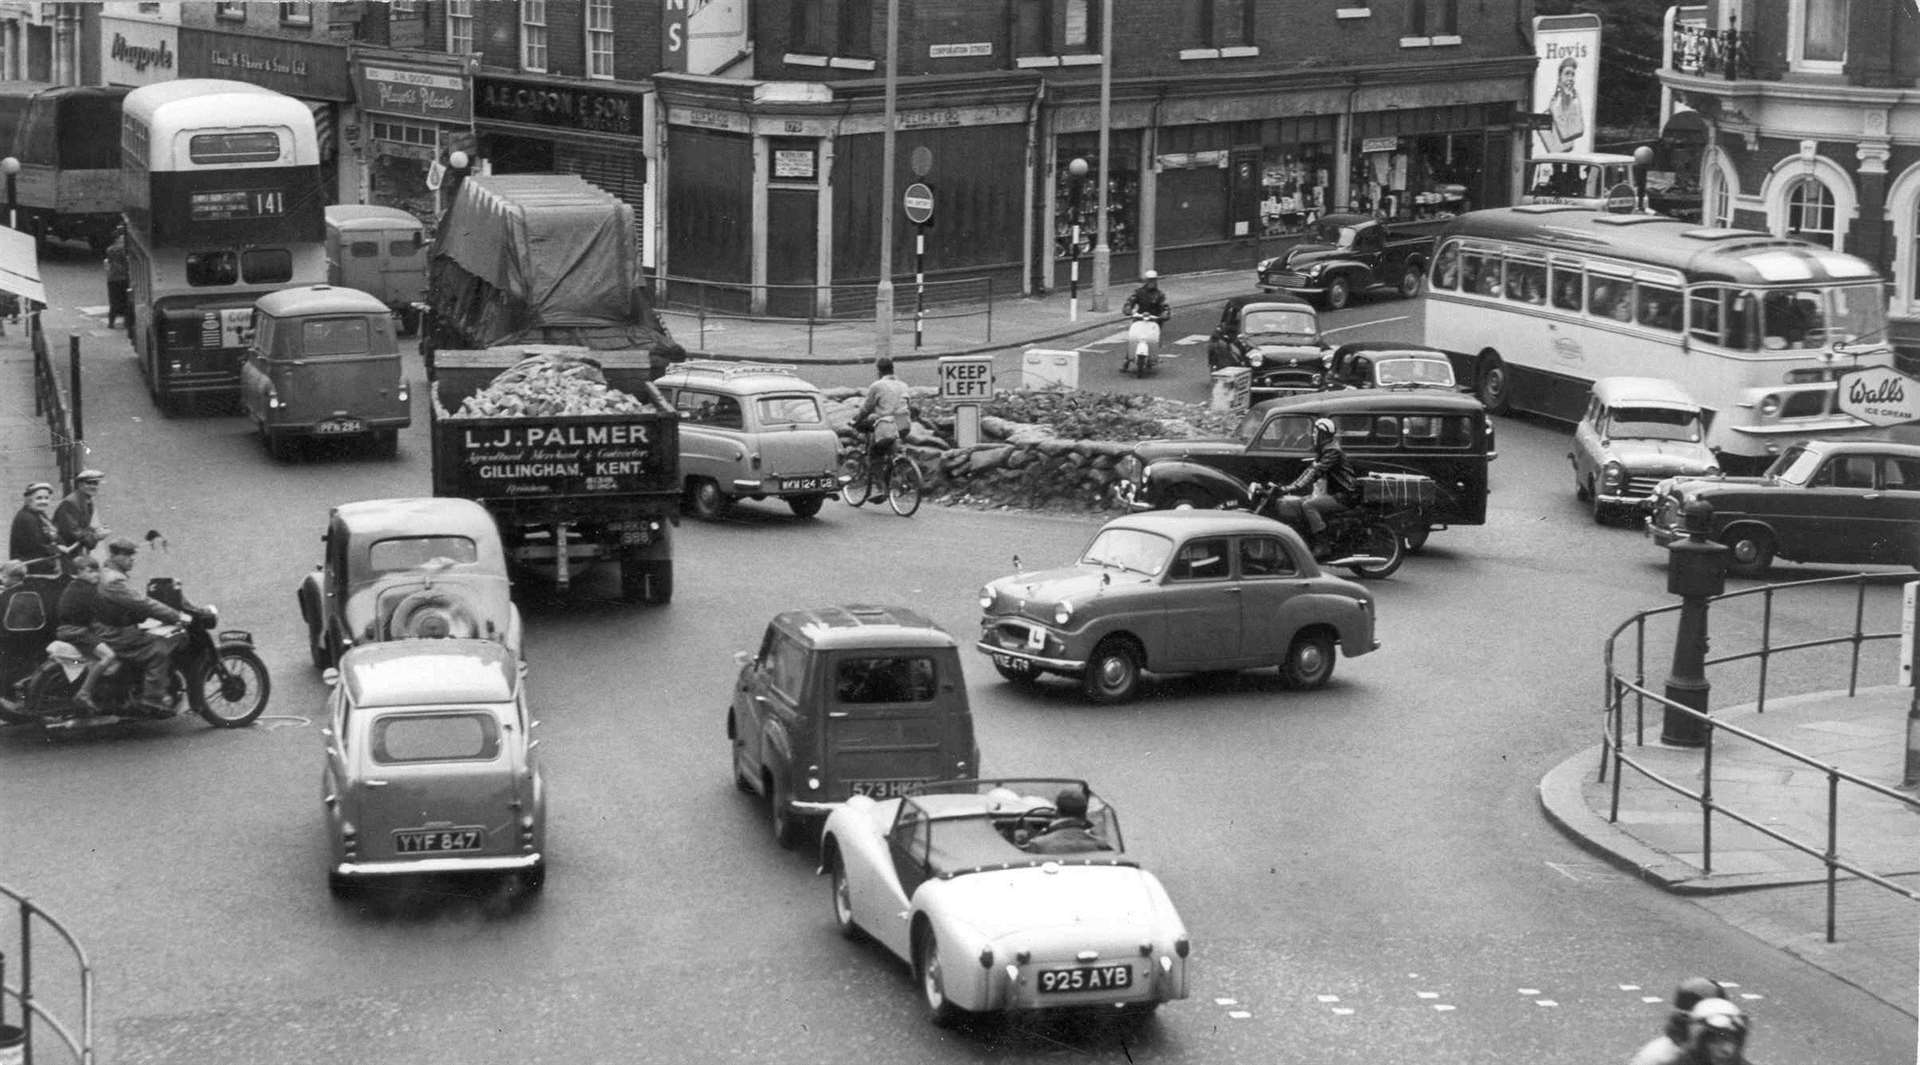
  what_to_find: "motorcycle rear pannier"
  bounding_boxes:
[1359,473,1437,506]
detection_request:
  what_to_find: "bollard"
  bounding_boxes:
[1661,501,1729,747]
[1905,581,1920,788]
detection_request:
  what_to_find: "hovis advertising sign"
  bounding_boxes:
[1531,14,1602,156]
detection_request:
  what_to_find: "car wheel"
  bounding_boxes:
[914,928,964,1028]
[1344,521,1404,580]
[327,870,354,899]
[1397,265,1423,299]
[264,428,293,462]
[1475,351,1512,415]
[308,621,330,670]
[519,860,546,894]
[1324,276,1352,311]
[1574,471,1591,503]
[1402,525,1430,553]
[1279,629,1337,690]
[769,772,800,850]
[788,494,825,519]
[1590,489,1610,526]
[689,479,730,521]
[1081,638,1142,704]
[1167,489,1205,511]
[828,850,861,939]
[1720,526,1774,578]
[370,430,399,460]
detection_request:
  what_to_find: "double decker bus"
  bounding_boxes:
[1425,205,1895,473]
[0,83,131,251]
[122,78,327,412]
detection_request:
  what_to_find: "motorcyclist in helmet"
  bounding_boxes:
[1120,270,1170,374]
[1280,416,1360,549]
[1678,998,1750,1065]
[1628,976,1727,1065]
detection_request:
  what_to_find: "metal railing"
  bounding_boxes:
[653,274,998,356]
[27,314,81,490]
[0,882,94,1065]
[1671,23,1755,81]
[1601,573,1920,942]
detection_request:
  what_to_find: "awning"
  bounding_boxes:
[0,226,44,305]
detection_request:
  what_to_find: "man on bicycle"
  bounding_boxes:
[854,357,913,502]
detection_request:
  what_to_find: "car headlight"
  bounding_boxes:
[1758,394,1781,417]
[1256,258,1275,273]
[1704,465,1720,476]
[1249,350,1264,367]
[1054,600,1073,625]
[1600,461,1625,490]
[979,585,994,610]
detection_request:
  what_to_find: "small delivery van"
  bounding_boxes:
[325,205,429,336]
[240,284,412,461]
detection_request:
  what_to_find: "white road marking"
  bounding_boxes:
[1535,1000,1560,1008]
[1642,996,1664,1003]
[1227,1010,1252,1019]
[1091,329,1131,345]
[1432,1004,1457,1012]
[1330,1007,1355,1016]
[1619,984,1642,991]
[1416,991,1439,999]
[1323,315,1410,336]
[1315,995,1340,1003]
[1172,334,1208,345]
[1214,997,1239,1006]
[1518,988,1540,995]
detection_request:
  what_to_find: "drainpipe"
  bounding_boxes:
[1335,82,1358,211]
[1022,79,1046,298]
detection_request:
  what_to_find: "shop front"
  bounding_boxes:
[471,74,652,269]
[176,27,351,202]
[348,49,473,226]
[96,15,178,89]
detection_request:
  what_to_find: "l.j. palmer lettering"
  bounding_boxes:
[462,424,653,449]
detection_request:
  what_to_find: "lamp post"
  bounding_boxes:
[1067,156,1088,322]
[873,0,901,359]
[1090,0,1114,312]
[1632,144,1655,215]
[1,156,18,231]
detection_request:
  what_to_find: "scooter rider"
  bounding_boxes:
[1281,417,1360,546]
[1120,270,1170,373]
[96,536,189,717]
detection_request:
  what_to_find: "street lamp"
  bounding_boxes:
[1067,156,1088,322]
[1090,0,1114,312]
[1,156,18,231]
[1632,144,1655,215]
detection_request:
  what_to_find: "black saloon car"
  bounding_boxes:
[1205,293,1330,401]
[1646,439,1920,577]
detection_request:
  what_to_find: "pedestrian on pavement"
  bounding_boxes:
[1627,976,1726,1065]
[96,536,187,717]
[53,469,109,573]
[104,224,130,330]
[9,481,62,576]
[853,356,912,502]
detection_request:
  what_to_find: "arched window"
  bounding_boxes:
[1705,164,1732,228]
[1785,178,1835,247]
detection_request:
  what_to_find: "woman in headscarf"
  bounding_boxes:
[9,481,62,576]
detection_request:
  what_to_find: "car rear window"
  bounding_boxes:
[371,711,500,764]
[301,316,372,357]
[835,655,937,705]
[369,536,479,572]
[758,394,824,426]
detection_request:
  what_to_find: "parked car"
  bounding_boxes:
[730,604,979,848]
[1645,439,1920,576]
[325,204,430,336]
[653,361,841,520]
[819,778,1189,1027]
[296,497,522,670]
[320,639,545,896]
[1255,214,1435,310]
[1323,341,1468,392]
[1569,377,1719,525]
[977,510,1377,703]
[1204,292,1330,400]
[239,284,412,461]
[1111,389,1494,550]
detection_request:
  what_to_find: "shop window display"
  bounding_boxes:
[1054,153,1138,259]
[1258,148,1331,236]
[1350,132,1480,221]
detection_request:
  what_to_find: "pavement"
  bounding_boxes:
[1539,686,1920,1017]
[5,271,1915,1018]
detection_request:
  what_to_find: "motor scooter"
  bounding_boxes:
[1123,310,1166,377]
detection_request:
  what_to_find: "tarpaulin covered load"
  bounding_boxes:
[428,173,674,353]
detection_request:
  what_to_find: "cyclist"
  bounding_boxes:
[854,356,913,502]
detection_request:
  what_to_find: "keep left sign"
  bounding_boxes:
[938,356,993,401]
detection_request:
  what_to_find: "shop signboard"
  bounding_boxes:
[178,27,352,100]
[1529,13,1601,157]
[475,76,647,140]
[100,17,178,88]
[352,59,472,124]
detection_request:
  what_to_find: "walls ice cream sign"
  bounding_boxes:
[1836,367,1920,426]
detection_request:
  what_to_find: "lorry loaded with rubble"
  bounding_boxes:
[423,173,683,603]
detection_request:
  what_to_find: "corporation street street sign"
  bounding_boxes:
[1835,366,1920,427]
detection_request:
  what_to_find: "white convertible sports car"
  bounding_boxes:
[819,778,1190,1027]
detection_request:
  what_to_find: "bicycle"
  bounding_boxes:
[838,432,923,517]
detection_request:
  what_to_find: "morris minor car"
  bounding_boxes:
[321,639,544,895]
[820,779,1189,1027]
[240,284,412,461]
[654,361,841,520]
[730,604,979,848]
[1646,439,1920,577]
[1205,293,1330,401]
[978,510,1377,703]
[297,497,521,670]
[1570,377,1718,524]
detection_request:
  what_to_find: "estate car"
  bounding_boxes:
[321,640,545,895]
[240,284,411,461]
[654,361,841,520]
[978,510,1377,703]
[1570,377,1719,524]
